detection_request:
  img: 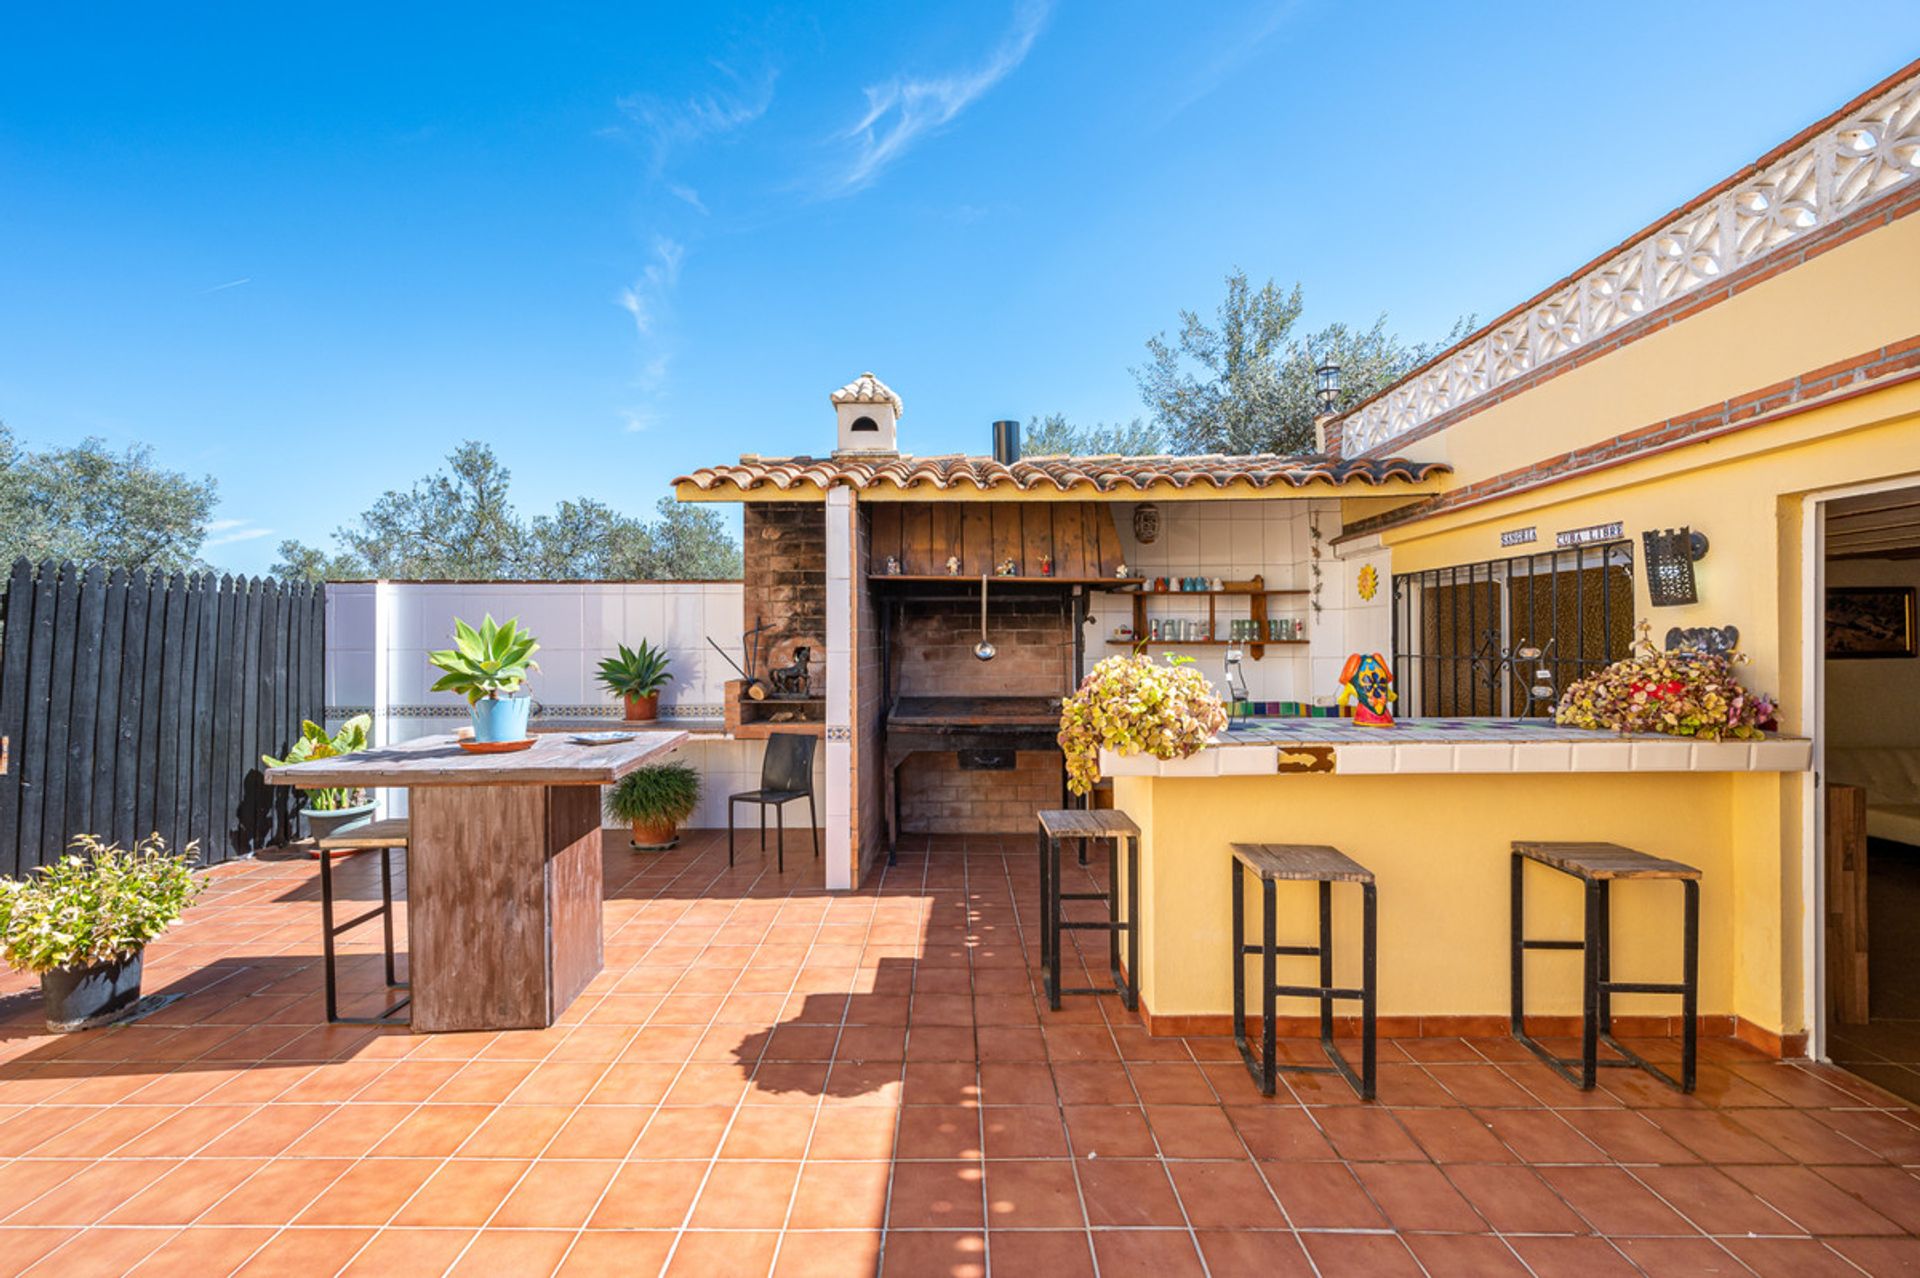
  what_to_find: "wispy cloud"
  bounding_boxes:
[204,518,273,547]
[617,63,777,178]
[199,277,251,295]
[827,1,1050,196]
[615,236,686,338]
[1167,2,1299,118]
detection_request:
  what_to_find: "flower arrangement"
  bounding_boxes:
[1553,622,1777,741]
[0,835,203,975]
[1058,653,1229,796]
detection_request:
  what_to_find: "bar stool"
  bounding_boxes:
[1511,840,1700,1093]
[1036,810,1139,1011]
[1230,843,1377,1101]
[314,817,411,1026]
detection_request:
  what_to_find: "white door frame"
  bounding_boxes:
[1799,475,1920,1061]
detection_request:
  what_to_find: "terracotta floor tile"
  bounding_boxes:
[1718,1237,1861,1278]
[6,1158,177,1226]
[668,1229,781,1276]
[879,1229,986,1278]
[337,1228,476,1276]
[492,1159,620,1228]
[1076,1157,1185,1227]
[458,1103,574,1157]
[197,1103,334,1157]
[1193,1229,1314,1278]
[1538,1165,1702,1237]
[1403,1234,1531,1277]
[886,1159,984,1229]
[1635,1164,1805,1235]
[1351,1159,1487,1232]
[1810,1164,1920,1235]
[1225,1106,1338,1161]
[233,1226,375,1276]
[556,1229,676,1277]
[1444,1163,1588,1235]
[199,1157,354,1225]
[687,1158,800,1229]
[1261,1160,1388,1230]
[295,1156,441,1226]
[632,1105,734,1160]
[1476,1107,1607,1163]
[789,1160,892,1230]
[1310,1106,1424,1161]
[446,1227,575,1276]
[1145,1104,1246,1159]
[589,1159,708,1229]
[1298,1232,1424,1278]
[1062,1104,1157,1158]
[392,1158,532,1228]
[895,1104,983,1159]
[1087,1229,1206,1278]
[371,1103,495,1157]
[769,1230,881,1278]
[1646,1109,1793,1163]
[0,1226,75,1277]
[804,1105,898,1160]
[981,1158,1084,1228]
[1169,1159,1288,1229]
[979,1105,1069,1158]
[123,1226,275,1277]
[1049,1062,1133,1105]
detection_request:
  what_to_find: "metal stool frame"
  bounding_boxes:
[318,845,410,1026]
[1039,827,1139,1012]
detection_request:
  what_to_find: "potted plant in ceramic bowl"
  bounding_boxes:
[1058,653,1228,796]
[598,640,674,721]
[0,834,204,1031]
[263,713,375,840]
[428,615,540,743]
[604,761,701,850]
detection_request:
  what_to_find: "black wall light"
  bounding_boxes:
[1642,527,1710,607]
[1315,363,1342,415]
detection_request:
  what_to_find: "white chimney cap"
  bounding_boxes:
[830,371,904,419]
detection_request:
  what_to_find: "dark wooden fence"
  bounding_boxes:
[0,561,325,874]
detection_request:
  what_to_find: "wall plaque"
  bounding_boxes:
[1556,521,1624,548]
[1132,504,1161,545]
[1500,526,1537,547]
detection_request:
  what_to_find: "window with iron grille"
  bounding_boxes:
[1390,542,1635,718]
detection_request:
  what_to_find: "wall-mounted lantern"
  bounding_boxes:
[1642,527,1710,607]
[1315,363,1342,415]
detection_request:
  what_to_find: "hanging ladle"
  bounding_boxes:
[974,572,997,661]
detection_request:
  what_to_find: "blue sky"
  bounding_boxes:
[3,4,1917,575]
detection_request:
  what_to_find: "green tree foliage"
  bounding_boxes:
[0,423,217,572]
[271,442,742,582]
[1134,269,1474,456]
[1021,413,1165,457]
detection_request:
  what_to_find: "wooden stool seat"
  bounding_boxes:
[1230,843,1377,1101]
[1038,809,1140,840]
[314,817,411,850]
[1232,843,1374,884]
[1513,841,1700,881]
[1511,840,1700,1093]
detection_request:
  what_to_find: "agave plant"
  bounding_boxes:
[597,640,674,702]
[428,615,540,705]
[262,714,372,811]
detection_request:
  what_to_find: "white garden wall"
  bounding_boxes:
[324,580,823,830]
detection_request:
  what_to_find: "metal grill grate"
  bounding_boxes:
[1390,542,1635,718]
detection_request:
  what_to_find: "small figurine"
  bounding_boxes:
[1336,652,1397,727]
[946,555,962,576]
[884,555,901,575]
[1116,562,1130,579]
[1040,554,1053,577]
[1210,577,1225,593]
[997,558,1018,576]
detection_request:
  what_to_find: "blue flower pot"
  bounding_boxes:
[470,693,532,743]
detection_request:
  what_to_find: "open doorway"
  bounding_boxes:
[1822,483,1920,1101]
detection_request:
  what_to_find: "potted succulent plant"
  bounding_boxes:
[597,640,674,721]
[1058,652,1229,796]
[0,834,204,1031]
[263,713,375,840]
[604,761,701,850]
[428,615,540,743]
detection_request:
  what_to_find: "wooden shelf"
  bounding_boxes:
[1107,639,1310,647]
[1125,575,1307,661]
[1122,586,1308,596]
[872,575,1144,587]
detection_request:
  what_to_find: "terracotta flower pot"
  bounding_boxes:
[624,693,660,722]
[629,818,678,850]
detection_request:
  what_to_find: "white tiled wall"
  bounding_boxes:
[1086,499,1347,705]
[325,580,823,830]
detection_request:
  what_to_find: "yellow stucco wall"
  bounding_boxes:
[1116,770,1786,1031]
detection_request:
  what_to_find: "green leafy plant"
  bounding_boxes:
[603,762,702,827]
[428,614,540,704]
[1554,621,1778,742]
[598,640,674,702]
[0,834,203,974]
[262,714,372,811]
[1058,653,1228,796]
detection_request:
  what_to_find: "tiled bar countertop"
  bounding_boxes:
[1099,716,1813,777]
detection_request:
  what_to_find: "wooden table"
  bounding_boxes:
[266,730,686,1033]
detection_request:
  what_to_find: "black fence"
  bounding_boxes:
[0,560,325,875]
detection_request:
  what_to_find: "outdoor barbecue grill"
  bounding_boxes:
[883,694,1066,859]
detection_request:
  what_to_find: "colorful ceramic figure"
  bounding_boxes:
[997,558,1018,576]
[1116,562,1130,579]
[884,555,901,575]
[1336,652,1397,727]
[1040,554,1053,576]
[946,555,962,576]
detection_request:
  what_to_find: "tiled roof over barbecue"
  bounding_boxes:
[676,452,1450,496]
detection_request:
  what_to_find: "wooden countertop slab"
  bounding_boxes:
[264,730,688,788]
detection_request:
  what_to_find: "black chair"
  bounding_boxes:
[728,732,820,872]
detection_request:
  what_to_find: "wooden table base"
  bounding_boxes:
[406,783,604,1032]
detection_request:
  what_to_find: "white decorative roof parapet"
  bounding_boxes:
[1340,67,1920,457]
[830,371,904,418]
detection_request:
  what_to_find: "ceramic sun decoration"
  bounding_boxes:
[1336,652,1397,726]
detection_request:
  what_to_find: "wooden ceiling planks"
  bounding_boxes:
[864,501,1127,578]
